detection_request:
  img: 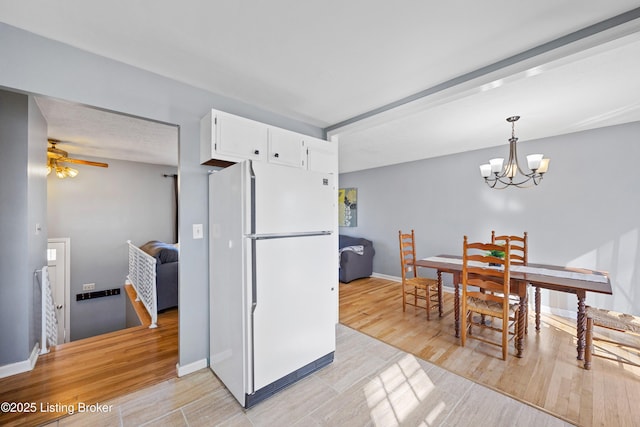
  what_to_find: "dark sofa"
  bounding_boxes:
[339,235,375,283]
[139,240,179,311]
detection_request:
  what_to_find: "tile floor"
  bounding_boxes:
[47,325,571,427]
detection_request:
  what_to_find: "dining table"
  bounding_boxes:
[414,255,612,359]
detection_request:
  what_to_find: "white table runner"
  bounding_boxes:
[421,256,609,284]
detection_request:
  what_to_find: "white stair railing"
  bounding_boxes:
[127,240,158,328]
[40,266,58,354]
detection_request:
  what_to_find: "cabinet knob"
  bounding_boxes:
[254,149,260,155]
[274,153,279,158]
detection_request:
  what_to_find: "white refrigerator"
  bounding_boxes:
[209,160,337,408]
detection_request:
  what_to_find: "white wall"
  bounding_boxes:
[0,23,323,369]
[339,121,640,315]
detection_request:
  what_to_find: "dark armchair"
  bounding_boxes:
[139,240,179,311]
[339,235,375,283]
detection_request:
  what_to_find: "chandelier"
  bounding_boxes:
[479,116,549,189]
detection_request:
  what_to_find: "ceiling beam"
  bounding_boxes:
[324,7,640,136]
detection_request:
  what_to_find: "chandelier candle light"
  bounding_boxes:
[480,116,549,189]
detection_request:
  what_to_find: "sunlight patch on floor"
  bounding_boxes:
[542,314,578,335]
[592,341,640,376]
[364,353,443,426]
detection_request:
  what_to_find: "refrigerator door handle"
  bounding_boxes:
[251,239,258,311]
[246,231,332,240]
[249,237,257,395]
[249,162,256,235]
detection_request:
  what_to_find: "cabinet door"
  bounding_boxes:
[216,112,267,161]
[305,137,338,174]
[267,127,304,168]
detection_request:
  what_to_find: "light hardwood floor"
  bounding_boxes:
[2,277,637,426]
[340,277,640,427]
[0,302,177,427]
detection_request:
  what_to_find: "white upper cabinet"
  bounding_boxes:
[305,137,338,174]
[201,109,337,173]
[217,112,267,160]
[267,127,304,168]
[201,110,267,165]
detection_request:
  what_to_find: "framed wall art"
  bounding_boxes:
[338,187,357,227]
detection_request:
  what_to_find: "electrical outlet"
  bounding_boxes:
[82,283,95,291]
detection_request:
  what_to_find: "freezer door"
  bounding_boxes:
[251,234,336,392]
[249,161,335,235]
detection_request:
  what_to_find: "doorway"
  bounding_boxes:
[41,94,179,341]
[47,238,70,344]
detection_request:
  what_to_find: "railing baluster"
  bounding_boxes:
[126,241,158,328]
[40,266,58,353]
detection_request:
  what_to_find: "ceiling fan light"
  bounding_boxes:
[66,167,79,178]
[55,167,66,179]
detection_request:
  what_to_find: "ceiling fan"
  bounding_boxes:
[47,139,108,178]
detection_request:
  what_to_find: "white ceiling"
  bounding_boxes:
[2,1,640,172]
[35,97,179,166]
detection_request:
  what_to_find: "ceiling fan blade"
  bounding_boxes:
[60,157,109,168]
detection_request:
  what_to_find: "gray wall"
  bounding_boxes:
[125,296,142,328]
[47,157,178,341]
[0,23,323,369]
[339,121,640,315]
[0,90,47,366]
[27,97,48,353]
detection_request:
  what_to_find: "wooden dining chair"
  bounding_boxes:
[461,236,519,360]
[491,231,527,265]
[398,230,442,320]
[491,230,530,333]
[584,306,640,370]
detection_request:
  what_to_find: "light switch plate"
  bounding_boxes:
[193,224,204,239]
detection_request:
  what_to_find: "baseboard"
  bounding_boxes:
[539,305,577,320]
[371,272,455,294]
[371,272,400,282]
[176,358,208,377]
[0,344,39,379]
[29,344,39,369]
